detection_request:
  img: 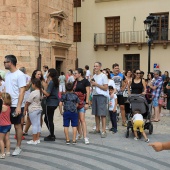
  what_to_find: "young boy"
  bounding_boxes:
[132,109,149,142]
[59,83,80,145]
[108,86,118,133]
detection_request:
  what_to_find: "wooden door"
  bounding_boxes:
[106,17,120,44]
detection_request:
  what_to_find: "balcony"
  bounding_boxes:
[94,30,170,51]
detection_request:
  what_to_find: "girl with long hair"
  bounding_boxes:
[42,68,59,141]
[74,68,90,144]
[24,78,42,145]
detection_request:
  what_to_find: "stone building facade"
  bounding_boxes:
[0,0,76,75]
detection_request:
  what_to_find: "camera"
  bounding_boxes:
[12,111,18,117]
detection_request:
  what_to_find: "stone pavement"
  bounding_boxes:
[1,108,170,170]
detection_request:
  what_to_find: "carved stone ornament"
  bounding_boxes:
[138,44,142,50]
[94,45,98,51]
[104,45,108,51]
[125,44,130,50]
[50,11,68,20]
[163,43,167,49]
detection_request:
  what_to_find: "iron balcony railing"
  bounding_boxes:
[94,30,170,45]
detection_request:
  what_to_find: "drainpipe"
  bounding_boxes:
[37,0,41,70]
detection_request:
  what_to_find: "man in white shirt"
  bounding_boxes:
[67,69,75,83]
[85,65,91,81]
[90,62,109,138]
[43,65,48,81]
[4,55,26,156]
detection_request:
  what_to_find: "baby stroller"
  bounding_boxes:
[125,94,153,138]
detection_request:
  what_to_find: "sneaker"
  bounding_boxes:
[36,139,40,144]
[134,137,139,141]
[66,140,70,145]
[145,138,150,143]
[72,141,77,145]
[106,126,109,130]
[84,137,90,144]
[112,130,118,134]
[5,152,10,156]
[0,154,5,159]
[27,140,37,145]
[22,136,25,140]
[109,128,114,131]
[89,130,100,134]
[14,135,25,140]
[101,131,107,138]
[76,134,83,140]
[92,126,96,130]
[44,135,55,141]
[12,147,22,156]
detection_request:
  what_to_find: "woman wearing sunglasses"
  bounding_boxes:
[128,69,146,95]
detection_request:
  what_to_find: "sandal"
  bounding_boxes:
[151,119,159,122]
[122,123,127,127]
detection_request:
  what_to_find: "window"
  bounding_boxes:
[105,17,120,44]
[74,0,81,7]
[151,12,169,41]
[74,22,81,42]
[124,54,140,72]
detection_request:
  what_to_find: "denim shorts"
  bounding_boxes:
[153,98,159,107]
[0,125,11,134]
[77,107,86,113]
[63,111,78,127]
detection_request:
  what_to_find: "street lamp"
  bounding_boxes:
[144,15,156,73]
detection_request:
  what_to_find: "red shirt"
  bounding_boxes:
[0,105,11,126]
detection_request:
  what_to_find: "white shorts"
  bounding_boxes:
[59,84,65,92]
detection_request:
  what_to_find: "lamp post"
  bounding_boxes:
[144,15,156,73]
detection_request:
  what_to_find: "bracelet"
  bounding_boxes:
[86,103,89,104]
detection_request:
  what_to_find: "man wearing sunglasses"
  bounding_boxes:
[4,55,26,156]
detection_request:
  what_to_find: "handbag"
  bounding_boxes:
[73,81,86,109]
[123,89,128,97]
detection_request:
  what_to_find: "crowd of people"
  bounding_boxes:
[0,54,170,159]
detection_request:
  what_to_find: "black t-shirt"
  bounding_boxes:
[131,78,143,94]
[74,78,90,94]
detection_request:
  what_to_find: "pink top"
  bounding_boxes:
[0,105,11,126]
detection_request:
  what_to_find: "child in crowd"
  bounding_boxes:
[108,86,118,133]
[132,109,149,143]
[59,83,80,145]
[24,78,42,145]
[0,93,11,159]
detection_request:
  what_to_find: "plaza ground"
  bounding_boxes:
[1,108,170,170]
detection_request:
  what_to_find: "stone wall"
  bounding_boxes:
[0,0,76,75]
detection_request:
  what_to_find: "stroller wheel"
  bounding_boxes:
[125,130,129,138]
[149,123,153,134]
[137,131,142,139]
